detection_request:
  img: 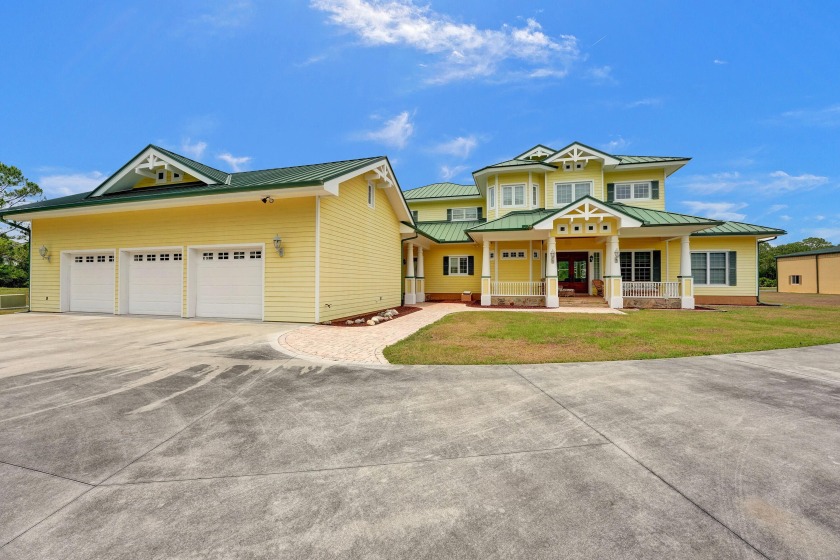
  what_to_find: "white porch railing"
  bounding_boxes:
[622,281,680,298]
[490,281,546,296]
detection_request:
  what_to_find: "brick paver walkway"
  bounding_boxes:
[277,302,623,365]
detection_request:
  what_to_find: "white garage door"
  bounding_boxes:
[196,248,263,319]
[127,251,182,316]
[69,253,115,313]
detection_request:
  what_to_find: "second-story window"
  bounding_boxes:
[488,186,495,209]
[501,184,525,207]
[555,182,592,205]
[532,184,538,207]
[451,207,478,221]
[615,181,653,201]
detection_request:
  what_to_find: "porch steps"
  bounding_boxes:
[556,296,609,308]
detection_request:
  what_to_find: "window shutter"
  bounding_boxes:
[651,180,660,200]
[447,209,452,221]
[477,207,483,220]
[728,251,737,286]
[467,256,475,275]
[607,183,615,202]
[652,250,662,282]
[443,256,449,276]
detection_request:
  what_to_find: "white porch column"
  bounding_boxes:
[416,246,425,303]
[678,235,695,309]
[605,235,623,309]
[481,239,492,306]
[545,237,559,308]
[404,243,416,305]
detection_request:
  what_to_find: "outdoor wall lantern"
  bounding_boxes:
[614,249,620,263]
[550,251,556,264]
[38,245,51,263]
[273,234,284,257]
[261,196,274,204]
[589,255,594,263]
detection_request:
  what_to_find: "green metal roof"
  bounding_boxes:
[403,182,480,200]
[473,158,555,175]
[1,152,386,217]
[606,203,721,226]
[692,221,787,237]
[776,246,840,258]
[467,209,558,232]
[615,155,691,165]
[414,220,482,243]
[513,144,557,159]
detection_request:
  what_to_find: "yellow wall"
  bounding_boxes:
[776,254,840,294]
[493,241,541,282]
[483,171,545,221]
[667,236,758,297]
[133,171,202,189]
[30,198,317,322]
[604,168,667,211]
[545,161,604,208]
[408,198,483,222]
[818,254,840,294]
[422,243,483,295]
[319,177,402,321]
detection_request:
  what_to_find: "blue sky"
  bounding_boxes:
[2,0,839,243]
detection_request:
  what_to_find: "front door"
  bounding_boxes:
[557,252,589,294]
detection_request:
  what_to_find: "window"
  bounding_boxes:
[619,251,652,282]
[532,184,538,207]
[592,252,602,280]
[133,254,142,262]
[451,207,478,221]
[448,256,470,275]
[555,182,592,205]
[533,250,540,260]
[557,225,568,234]
[97,255,105,263]
[692,251,730,285]
[156,170,166,184]
[501,250,526,260]
[250,250,262,259]
[218,252,229,260]
[367,182,375,208]
[173,253,182,261]
[601,224,611,233]
[615,182,652,201]
[489,251,495,260]
[234,251,245,260]
[108,255,114,262]
[75,256,83,263]
[411,210,419,221]
[146,254,156,262]
[586,224,596,232]
[160,253,170,261]
[790,275,802,285]
[203,252,213,261]
[488,186,495,209]
[85,255,94,263]
[172,171,182,182]
[501,184,525,207]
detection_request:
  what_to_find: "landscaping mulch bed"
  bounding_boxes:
[326,305,422,327]
[464,302,545,309]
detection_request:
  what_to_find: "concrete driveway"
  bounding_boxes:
[0,314,838,559]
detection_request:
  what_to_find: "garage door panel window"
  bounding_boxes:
[234,251,245,260]
[250,250,262,259]
[203,252,213,260]
[218,252,229,260]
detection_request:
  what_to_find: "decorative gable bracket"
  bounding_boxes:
[133,153,187,180]
[364,164,396,189]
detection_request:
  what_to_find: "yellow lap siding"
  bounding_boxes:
[545,161,604,208]
[670,237,758,297]
[495,242,535,281]
[319,176,402,322]
[29,198,317,322]
[408,199,482,222]
[603,168,666,211]
[423,243,482,295]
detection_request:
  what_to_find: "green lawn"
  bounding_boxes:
[0,287,29,315]
[384,303,840,365]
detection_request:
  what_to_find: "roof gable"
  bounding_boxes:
[90,145,229,197]
[544,142,620,166]
[514,144,556,161]
[403,182,480,200]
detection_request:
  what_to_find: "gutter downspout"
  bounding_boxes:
[1,218,32,312]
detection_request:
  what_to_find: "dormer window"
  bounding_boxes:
[155,170,166,184]
[172,171,182,182]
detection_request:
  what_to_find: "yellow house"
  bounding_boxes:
[777,247,840,294]
[403,142,786,309]
[0,145,414,323]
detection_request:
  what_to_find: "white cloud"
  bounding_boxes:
[312,0,580,84]
[713,59,727,65]
[764,170,829,194]
[683,201,748,221]
[625,98,662,108]
[815,215,826,221]
[440,164,470,181]
[39,171,105,197]
[296,54,328,67]
[780,215,792,222]
[586,65,614,84]
[217,153,252,172]
[434,135,478,158]
[806,228,840,244]
[601,136,628,152]
[768,204,788,213]
[673,170,829,195]
[195,0,254,30]
[180,139,208,160]
[362,111,414,149]
[779,104,840,127]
